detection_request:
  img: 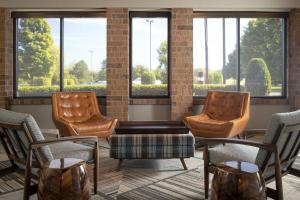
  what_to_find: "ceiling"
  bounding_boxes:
[1,0,300,11]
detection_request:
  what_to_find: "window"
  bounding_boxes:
[193,13,287,97]
[14,13,106,97]
[130,12,170,98]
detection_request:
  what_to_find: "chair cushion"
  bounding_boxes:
[185,114,233,137]
[71,116,114,135]
[209,143,259,165]
[206,91,246,121]
[50,141,94,162]
[256,109,300,169]
[0,109,53,162]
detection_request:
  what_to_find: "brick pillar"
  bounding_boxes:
[170,8,193,120]
[0,8,13,109]
[288,9,300,110]
[106,8,129,121]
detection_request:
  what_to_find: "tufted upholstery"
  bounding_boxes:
[184,91,250,138]
[52,91,118,138]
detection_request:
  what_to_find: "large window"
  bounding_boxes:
[193,13,287,97]
[14,13,106,97]
[130,12,170,98]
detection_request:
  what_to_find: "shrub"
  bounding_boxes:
[208,71,223,84]
[193,84,243,96]
[17,84,106,97]
[32,77,51,86]
[245,58,272,96]
[132,84,167,96]
[64,79,75,86]
[141,71,156,84]
[154,68,168,84]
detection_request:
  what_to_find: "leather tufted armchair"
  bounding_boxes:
[52,91,118,139]
[184,90,250,138]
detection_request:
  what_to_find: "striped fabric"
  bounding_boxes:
[110,132,195,159]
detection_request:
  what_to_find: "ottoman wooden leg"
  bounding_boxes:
[180,158,188,170]
[118,159,123,169]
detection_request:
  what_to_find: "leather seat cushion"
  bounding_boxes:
[186,114,233,137]
[71,118,114,134]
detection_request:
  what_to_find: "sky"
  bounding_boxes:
[45,17,252,72]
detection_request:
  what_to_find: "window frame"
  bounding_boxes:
[12,11,107,99]
[129,11,171,99]
[192,11,288,99]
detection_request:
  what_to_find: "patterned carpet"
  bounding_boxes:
[0,140,299,200]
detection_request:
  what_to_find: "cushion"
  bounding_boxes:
[256,109,300,170]
[110,132,195,147]
[50,141,94,162]
[0,109,53,162]
[71,116,114,134]
[206,91,245,121]
[209,143,259,165]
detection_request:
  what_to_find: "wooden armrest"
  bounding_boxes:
[242,129,266,139]
[198,138,275,152]
[30,136,98,149]
[41,129,60,139]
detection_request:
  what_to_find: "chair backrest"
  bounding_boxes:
[256,109,300,180]
[0,109,53,168]
[52,91,101,123]
[203,91,250,121]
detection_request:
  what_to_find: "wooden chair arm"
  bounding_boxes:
[30,136,98,149]
[41,129,60,139]
[242,129,267,139]
[199,138,275,151]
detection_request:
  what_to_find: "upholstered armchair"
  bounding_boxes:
[184,91,250,138]
[200,110,300,200]
[0,109,99,200]
[52,91,118,139]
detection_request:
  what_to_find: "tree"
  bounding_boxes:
[69,60,90,84]
[17,18,58,84]
[223,18,283,84]
[132,65,147,80]
[97,59,107,81]
[208,71,223,84]
[245,58,272,96]
[157,40,168,69]
[141,71,156,84]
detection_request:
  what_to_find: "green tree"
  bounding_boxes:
[208,71,223,84]
[69,60,90,84]
[223,18,283,84]
[154,68,168,84]
[97,59,107,81]
[17,18,58,84]
[141,71,156,84]
[245,58,272,96]
[157,40,168,69]
[132,65,147,80]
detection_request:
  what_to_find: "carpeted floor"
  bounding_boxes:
[0,139,299,200]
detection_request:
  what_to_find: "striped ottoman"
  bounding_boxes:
[110,132,195,169]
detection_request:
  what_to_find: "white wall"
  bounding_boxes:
[0,0,299,10]
[11,104,290,129]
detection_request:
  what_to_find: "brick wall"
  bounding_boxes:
[170,8,193,120]
[288,9,300,110]
[106,8,129,120]
[0,8,13,109]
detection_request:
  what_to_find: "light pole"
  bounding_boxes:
[89,50,94,82]
[146,19,154,71]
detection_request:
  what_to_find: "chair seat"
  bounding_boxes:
[186,114,233,137]
[50,142,94,162]
[209,143,259,165]
[71,117,116,137]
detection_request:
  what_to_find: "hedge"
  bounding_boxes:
[17,84,107,97]
[17,84,247,97]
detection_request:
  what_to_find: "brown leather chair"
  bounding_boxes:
[52,91,118,139]
[184,91,250,138]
